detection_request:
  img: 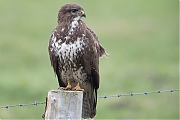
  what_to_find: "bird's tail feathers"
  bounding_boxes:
[82,90,97,119]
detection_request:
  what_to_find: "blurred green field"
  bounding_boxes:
[0,0,179,119]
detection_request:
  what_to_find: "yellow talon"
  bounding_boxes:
[60,81,72,90]
[72,82,84,91]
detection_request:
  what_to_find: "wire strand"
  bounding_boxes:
[0,88,179,109]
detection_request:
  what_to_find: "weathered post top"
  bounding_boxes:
[44,90,83,120]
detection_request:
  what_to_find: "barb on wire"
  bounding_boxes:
[0,89,179,109]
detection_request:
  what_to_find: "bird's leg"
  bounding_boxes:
[60,80,72,90]
[72,82,84,91]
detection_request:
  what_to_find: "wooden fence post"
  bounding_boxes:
[44,90,83,120]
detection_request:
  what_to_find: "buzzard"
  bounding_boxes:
[48,4,108,119]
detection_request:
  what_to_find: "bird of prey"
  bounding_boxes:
[48,4,108,119]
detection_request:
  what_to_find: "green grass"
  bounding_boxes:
[0,0,179,119]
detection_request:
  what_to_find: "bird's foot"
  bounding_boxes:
[60,81,72,90]
[72,82,84,91]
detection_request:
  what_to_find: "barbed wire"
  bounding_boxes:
[0,88,179,109]
[98,89,180,98]
[0,101,46,109]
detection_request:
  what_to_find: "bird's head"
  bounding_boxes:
[58,4,86,24]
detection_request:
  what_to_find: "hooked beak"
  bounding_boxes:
[80,10,86,18]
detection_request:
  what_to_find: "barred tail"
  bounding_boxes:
[82,89,97,119]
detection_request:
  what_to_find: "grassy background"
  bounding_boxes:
[0,0,179,119]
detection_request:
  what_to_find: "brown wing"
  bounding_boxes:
[83,28,99,89]
[48,28,66,87]
[81,26,108,112]
[84,27,108,89]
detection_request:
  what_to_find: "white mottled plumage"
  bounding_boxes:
[51,34,86,61]
[68,17,79,34]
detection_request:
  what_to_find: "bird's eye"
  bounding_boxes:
[71,9,78,13]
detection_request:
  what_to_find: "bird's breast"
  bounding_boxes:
[58,37,86,62]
